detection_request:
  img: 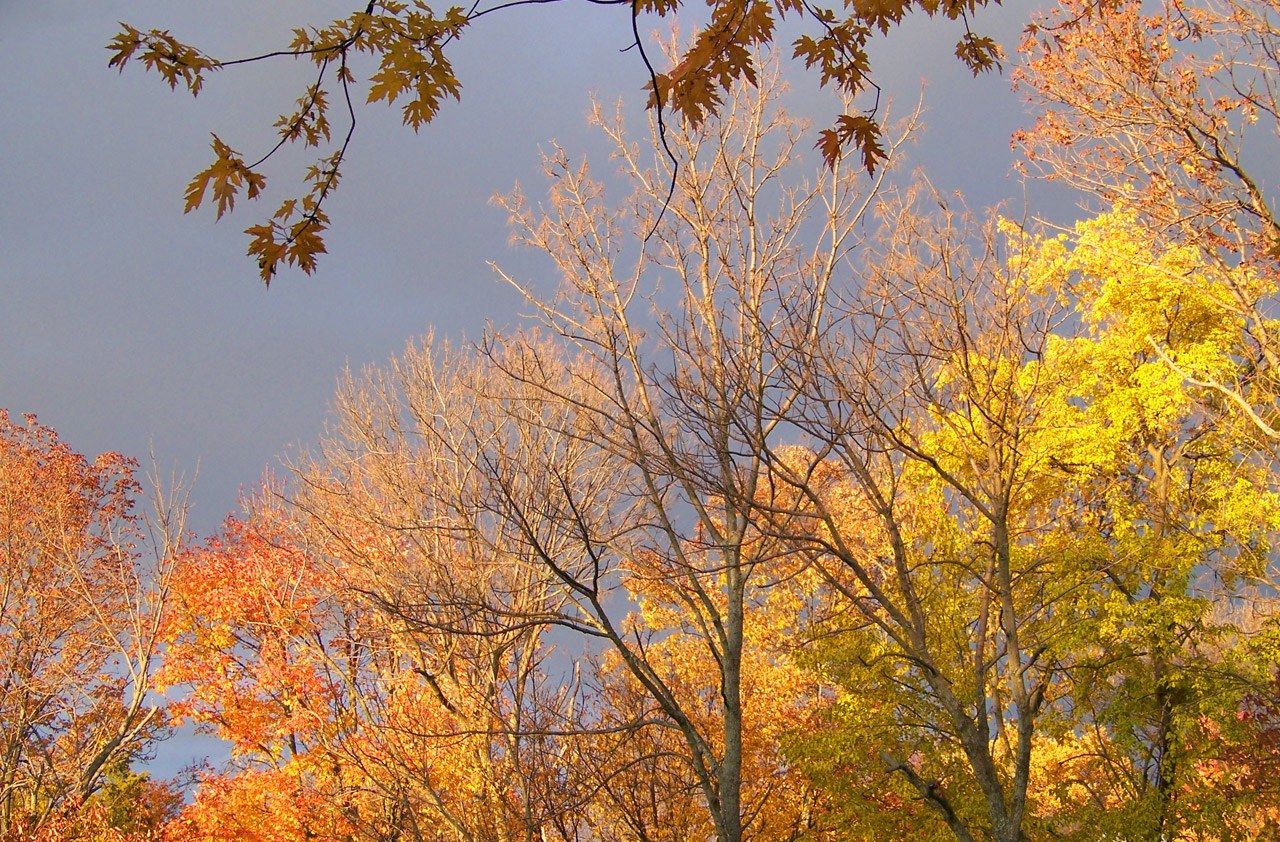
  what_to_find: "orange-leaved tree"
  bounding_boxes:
[159,490,415,842]
[163,457,585,842]
[0,411,183,841]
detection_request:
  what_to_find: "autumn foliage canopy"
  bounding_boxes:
[12,0,1280,839]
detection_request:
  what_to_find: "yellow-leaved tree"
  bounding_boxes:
[780,207,1280,842]
[1016,0,1280,443]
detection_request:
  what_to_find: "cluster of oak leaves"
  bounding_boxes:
[10,0,1280,840]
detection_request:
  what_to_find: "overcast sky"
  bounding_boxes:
[1,0,1071,772]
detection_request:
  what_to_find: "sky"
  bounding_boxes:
[0,0,1072,771]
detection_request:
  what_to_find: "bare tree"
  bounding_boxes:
[287,48,913,842]
[738,197,1084,842]
[479,51,914,842]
